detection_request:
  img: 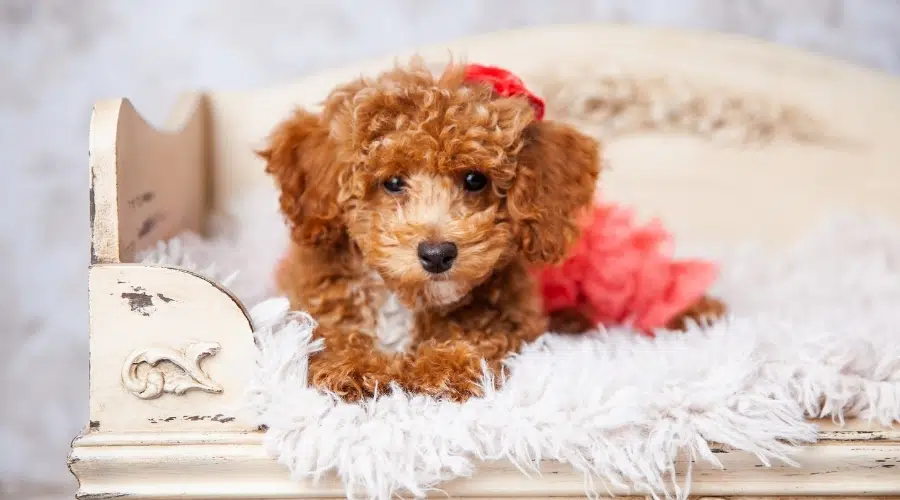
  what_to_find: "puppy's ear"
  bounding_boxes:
[507,120,601,265]
[258,109,346,246]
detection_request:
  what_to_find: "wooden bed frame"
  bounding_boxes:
[70,24,900,499]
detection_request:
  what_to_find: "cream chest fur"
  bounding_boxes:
[72,24,900,499]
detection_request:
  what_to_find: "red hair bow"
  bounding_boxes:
[463,64,545,121]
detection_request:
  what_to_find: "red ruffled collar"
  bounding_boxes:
[463,64,545,120]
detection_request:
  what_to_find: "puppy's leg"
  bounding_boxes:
[546,306,596,334]
[666,295,727,330]
[548,295,728,333]
[307,329,402,401]
[277,241,404,400]
[400,326,544,401]
[399,261,549,401]
[399,339,487,401]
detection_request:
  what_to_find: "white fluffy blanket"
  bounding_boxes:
[140,200,900,500]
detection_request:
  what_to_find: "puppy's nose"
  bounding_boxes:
[417,241,458,274]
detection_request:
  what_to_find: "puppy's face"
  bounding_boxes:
[344,149,516,309]
[262,61,601,311]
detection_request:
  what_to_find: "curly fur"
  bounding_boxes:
[261,58,718,402]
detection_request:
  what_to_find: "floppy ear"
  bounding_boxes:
[507,120,601,265]
[258,109,346,247]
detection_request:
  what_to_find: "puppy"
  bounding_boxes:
[261,59,716,402]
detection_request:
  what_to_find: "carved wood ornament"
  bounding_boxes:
[121,342,224,399]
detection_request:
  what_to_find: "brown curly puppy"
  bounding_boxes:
[261,59,718,402]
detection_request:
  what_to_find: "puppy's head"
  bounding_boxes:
[261,60,600,309]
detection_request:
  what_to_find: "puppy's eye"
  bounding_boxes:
[462,171,488,192]
[382,176,406,194]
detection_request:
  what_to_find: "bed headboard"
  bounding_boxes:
[92,23,900,265]
[200,24,900,247]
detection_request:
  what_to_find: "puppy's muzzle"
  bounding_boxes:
[417,241,457,274]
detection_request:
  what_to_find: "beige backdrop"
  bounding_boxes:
[1,0,899,498]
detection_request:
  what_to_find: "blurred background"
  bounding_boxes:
[1,0,898,498]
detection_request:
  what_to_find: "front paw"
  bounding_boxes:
[402,340,487,402]
[308,352,400,402]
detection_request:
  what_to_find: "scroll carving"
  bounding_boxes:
[535,66,838,146]
[121,342,223,399]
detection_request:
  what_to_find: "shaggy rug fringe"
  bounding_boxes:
[139,206,900,500]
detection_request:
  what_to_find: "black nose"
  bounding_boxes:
[417,241,458,274]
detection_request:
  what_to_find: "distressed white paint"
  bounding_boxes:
[88,265,256,434]
[68,429,900,499]
[69,428,900,500]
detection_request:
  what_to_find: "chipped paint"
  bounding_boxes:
[136,216,156,238]
[147,413,235,424]
[127,191,155,209]
[136,212,165,238]
[89,183,97,264]
[89,173,100,264]
[176,414,237,423]
[147,416,179,424]
[121,291,153,316]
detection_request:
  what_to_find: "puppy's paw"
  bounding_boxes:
[666,295,727,330]
[546,306,597,334]
[308,351,400,402]
[402,340,486,402]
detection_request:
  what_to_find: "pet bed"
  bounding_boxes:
[70,24,900,499]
